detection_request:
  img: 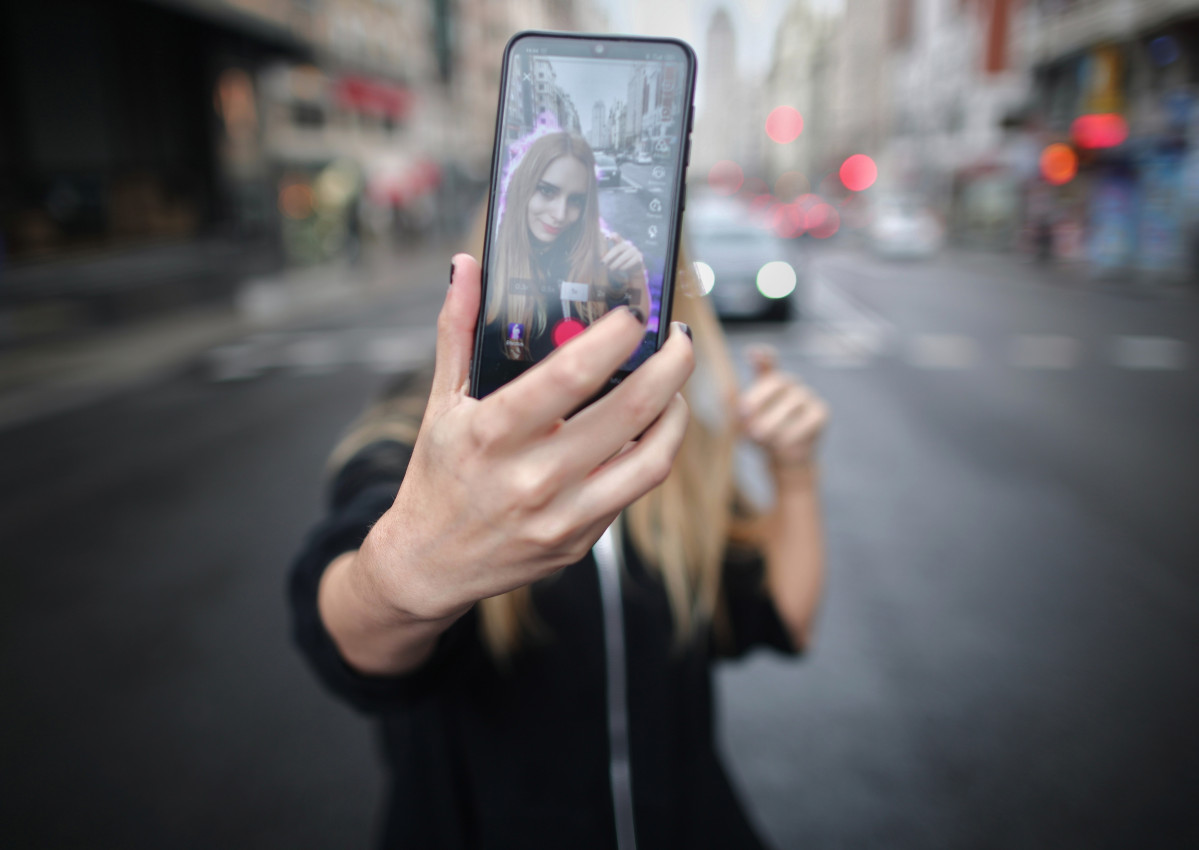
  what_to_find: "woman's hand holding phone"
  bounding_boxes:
[359,254,693,626]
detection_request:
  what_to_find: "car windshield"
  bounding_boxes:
[596,155,616,166]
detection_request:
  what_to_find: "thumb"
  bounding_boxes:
[746,343,778,378]
[431,253,482,402]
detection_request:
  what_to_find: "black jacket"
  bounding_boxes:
[289,440,800,849]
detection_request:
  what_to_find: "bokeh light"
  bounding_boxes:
[708,160,744,196]
[773,203,804,239]
[839,155,878,192]
[805,203,841,239]
[749,193,779,228]
[693,261,716,295]
[774,171,809,202]
[1040,144,1078,185]
[1150,36,1180,66]
[765,106,804,144]
[1071,114,1128,149]
[756,261,797,298]
[279,183,315,220]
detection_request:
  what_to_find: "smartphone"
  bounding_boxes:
[470,30,697,399]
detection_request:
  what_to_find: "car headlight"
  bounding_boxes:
[756,261,796,299]
[693,261,716,295]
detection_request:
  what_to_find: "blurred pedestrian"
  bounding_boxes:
[288,243,827,849]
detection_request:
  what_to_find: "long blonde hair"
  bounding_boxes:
[329,227,759,661]
[486,132,611,358]
[475,250,757,659]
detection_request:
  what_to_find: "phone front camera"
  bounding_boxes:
[594,44,605,54]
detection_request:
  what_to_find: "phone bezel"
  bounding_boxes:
[469,30,697,400]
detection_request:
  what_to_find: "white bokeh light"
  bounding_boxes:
[693,261,716,295]
[756,261,796,299]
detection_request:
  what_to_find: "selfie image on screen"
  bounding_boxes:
[478,39,689,392]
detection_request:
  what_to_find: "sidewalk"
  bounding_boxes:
[0,242,455,433]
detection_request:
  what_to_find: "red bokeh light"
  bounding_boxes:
[708,160,744,195]
[805,203,840,239]
[1040,144,1078,186]
[773,203,804,238]
[839,155,878,192]
[748,193,778,223]
[1071,113,1128,149]
[765,106,804,144]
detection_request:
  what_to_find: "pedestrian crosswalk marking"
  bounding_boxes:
[1110,336,1189,371]
[908,335,977,370]
[1009,335,1080,370]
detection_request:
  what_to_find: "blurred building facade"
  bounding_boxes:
[692,8,765,177]
[451,0,605,171]
[0,0,609,343]
[887,0,1028,246]
[1022,0,1199,278]
[764,3,837,188]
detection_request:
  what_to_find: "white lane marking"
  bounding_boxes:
[1009,334,1080,370]
[1110,336,1189,370]
[206,343,265,382]
[908,334,977,370]
[363,330,437,374]
[804,274,896,366]
[285,337,342,375]
[798,329,875,368]
[205,328,437,380]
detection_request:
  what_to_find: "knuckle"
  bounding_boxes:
[468,411,503,450]
[530,516,573,550]
[646,451,674,488]
[552,352,599,398]
[624,388,658,424]
[514,467,556,509]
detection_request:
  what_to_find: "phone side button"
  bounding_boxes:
[679,184,687,211]
[683,138,691,167]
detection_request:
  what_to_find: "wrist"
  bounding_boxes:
[772,458,819,492]
[358,511,470,625]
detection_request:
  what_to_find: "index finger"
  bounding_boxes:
[479,307,647,444]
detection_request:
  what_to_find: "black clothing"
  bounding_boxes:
[289,440,799,850]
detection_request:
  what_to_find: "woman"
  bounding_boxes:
[483,131,649,362]
[289,246,827,849]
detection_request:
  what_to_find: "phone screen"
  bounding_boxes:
[472,33,695,399]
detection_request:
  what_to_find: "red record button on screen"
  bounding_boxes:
[551,318,586,347]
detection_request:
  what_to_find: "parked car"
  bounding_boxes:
[868,195,944,258]
[686,198,801,322]
[634,151,653,165]
[595,154,622,186]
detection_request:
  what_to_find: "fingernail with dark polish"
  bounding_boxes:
[672,321,692,341]
[630,307,645,323]
[449,260,456,285]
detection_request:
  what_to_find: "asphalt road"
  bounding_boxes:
[1,243,1196,848]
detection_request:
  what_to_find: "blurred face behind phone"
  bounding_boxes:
[527,155,588,244]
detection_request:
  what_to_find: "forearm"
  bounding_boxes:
[317,544,466,677]
[762,463,825,651]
